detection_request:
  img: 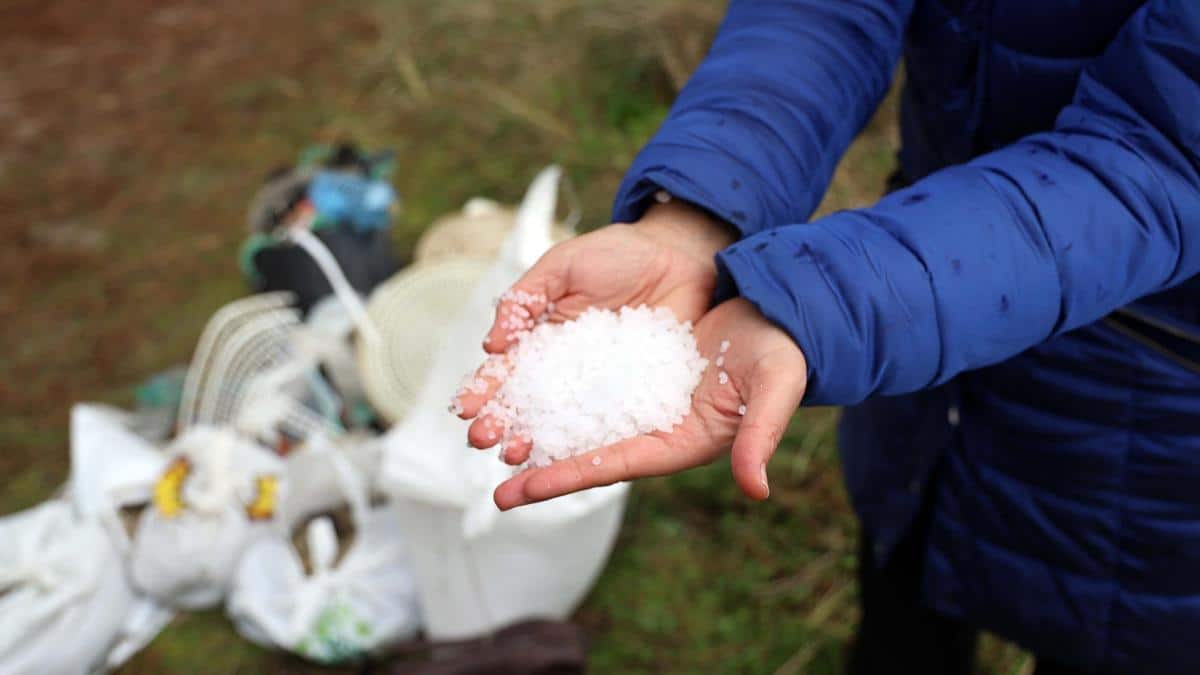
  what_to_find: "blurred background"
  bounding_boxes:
[0,1,1026,673]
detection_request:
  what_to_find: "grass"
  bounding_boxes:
[0,1,1031,673]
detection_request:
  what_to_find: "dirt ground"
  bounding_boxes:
[0,0,365,492]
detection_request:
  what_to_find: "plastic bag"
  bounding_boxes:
[379,166,629,640]
[307,170,397,233]
[64,403,175,670]
[228,451,420,663]
[0,500,171,675]
[67,403,167,547]
[129,426,286,609]
[278,433,382,529]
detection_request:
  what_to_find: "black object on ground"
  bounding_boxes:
[373,620,589,675]
[250,226,399,315]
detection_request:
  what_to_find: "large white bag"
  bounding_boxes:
[0,499,173,675]
[42,403,176,673]
[129,426,286,609]
[0,410,175,675]
[67,404,166,547]
[379,166,629,640]
[228,451,420,663]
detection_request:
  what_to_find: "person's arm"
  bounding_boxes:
[717,0,1200,406]
[612,0,915,235]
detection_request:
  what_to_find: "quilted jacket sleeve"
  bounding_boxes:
[716,0,1200,405]
[611,0,914,234]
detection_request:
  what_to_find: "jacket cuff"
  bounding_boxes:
[714,216,942,407]
[611,131,785,237]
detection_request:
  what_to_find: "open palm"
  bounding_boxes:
[471,298,809,509]
[481,223,717,354]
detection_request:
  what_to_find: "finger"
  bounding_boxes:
[454,355,508,419]
[495,434,676,510]
[501,434,532,464]
[484,251,570,354]
[467,415,505,449]
[729,357,806,501]
[455,377,500,420]
[486,298,542,354]
[493,468,535,509]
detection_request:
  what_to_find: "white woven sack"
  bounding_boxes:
[0,501,170,675]
[129,426,285,609]
[380,166,628,640]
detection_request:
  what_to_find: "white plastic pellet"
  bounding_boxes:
[468,305,708,467]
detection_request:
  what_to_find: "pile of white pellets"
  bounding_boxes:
[465,304,710,467]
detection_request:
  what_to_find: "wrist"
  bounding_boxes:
[633,196,739,269]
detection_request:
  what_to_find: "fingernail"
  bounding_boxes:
[760,463,770,497]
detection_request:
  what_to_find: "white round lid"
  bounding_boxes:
[357,259,489,424]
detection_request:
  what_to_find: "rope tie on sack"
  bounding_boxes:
[287,226,382,347]
[286,449,378,642]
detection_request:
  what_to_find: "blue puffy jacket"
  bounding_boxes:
[611,1,1200,672]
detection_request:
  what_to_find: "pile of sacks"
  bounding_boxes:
[2,402,418,673]
[0,158,627,674]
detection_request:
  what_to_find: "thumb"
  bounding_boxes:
[729,355,806,500]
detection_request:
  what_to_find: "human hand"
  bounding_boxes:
[472,297,808,510]
[478,198,738,354]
